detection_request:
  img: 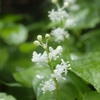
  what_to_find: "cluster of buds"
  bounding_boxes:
[34,34,50,49]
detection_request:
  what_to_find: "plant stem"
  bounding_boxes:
[54,78,60,100]
[61,19,71,61]
[45,47,60,100]
[64,36,71,61]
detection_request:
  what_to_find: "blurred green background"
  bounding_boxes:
[0,0,100,100]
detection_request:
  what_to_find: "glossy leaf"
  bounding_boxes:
[80,29,100,52]
[13,66,51,87]
[14,66,81,100]
[71,52,100,92]
[71,8,99,29]
[83,91,100,100]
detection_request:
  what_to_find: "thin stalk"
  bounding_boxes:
[64,36,71,61]
[45,47,60,100]
[60,19,71,61]
[53,78,60,100]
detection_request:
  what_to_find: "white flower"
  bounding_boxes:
[36,74,44,79]
[65,18,75,28]
[31,51,47,64]
[60,59,71,75]
[51,59,71,80]
[70,53,78,60]
[64,2,69,8]
[64,0,76,4]
[69,4,80,11]
[41,79,56,93]
[49,46,63,60]
[51,28,69,42]
[52,0,58,4]
[48,8,68,22]
[51,68,66,80]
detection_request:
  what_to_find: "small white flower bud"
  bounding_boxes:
[64,2,69,8]
[45,34,50,39]
[37,35,42,41]
[34,40,40,46]
[52,0,58,4]
[68,67,72,70]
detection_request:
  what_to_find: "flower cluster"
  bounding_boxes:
[31,34,71,93]
[32,34,63,65]
[48,8,68,22]
[41,79,56,93]
[51,28,69,42]
[48,0,69,22]
[48,0,71,43]
[64,0,80,11]
[48,0,79,43]
[32,51,47,64]
[51,59,71,80]
[65,17,75,28]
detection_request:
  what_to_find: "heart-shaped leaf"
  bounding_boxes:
[71,52,100,92]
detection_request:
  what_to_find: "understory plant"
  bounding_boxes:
[0,0,100,100]
[29,0,100,100]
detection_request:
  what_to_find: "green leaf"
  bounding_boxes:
[83,91,100,100]
[0,24,28,45]
[34,77,80,100]
[80,29,100,52]
[13,66,51,87]
[1,14,23,22]
[7,57,33,72]
[67,71,90,93]
[7,87,35,100]
[0,49,9,70]
[0,93,16,100]
[0,20,4,30]
[14,66,81,100]
[70,8,99,29]
[71,52,100,92]
[18,42,35,53]
[59,82,80,100]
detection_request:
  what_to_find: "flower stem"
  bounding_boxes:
[54,78,60,100]
[45,47,60,100]
[64,36,71,61]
